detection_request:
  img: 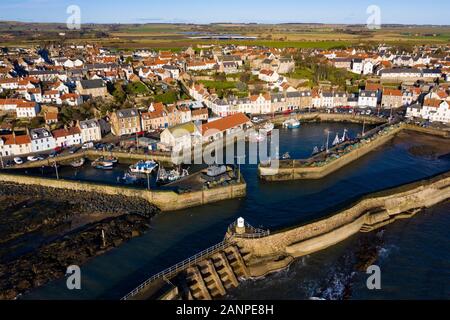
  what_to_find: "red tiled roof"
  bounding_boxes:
[424,99,443,108]
[201,113,250,136]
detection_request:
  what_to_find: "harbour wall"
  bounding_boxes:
[10,149,176,170]
[234,171,450,278]
[259,124,403,181]
[125,170,450,300]
[271,112,386,126]
[259,123,450,181]
[0,173,246,212]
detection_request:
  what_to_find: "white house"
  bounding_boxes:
[363,61,374,75]
[52,127,82,148]
[61,93,82,106]
[0,134,32,156]
[351,59,364,74]
[422,99,450,123]
[16,101,40,119]
[358,90,378,108]
[259,69,279,82]
[160,122,201,152]
[29,128,56,152]
[42,90,62,105]
[406,103,423,119]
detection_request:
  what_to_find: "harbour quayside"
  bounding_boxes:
[1,2,450,316]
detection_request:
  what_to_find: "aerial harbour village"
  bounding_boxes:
[0,2,450,304]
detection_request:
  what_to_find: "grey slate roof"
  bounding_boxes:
[79,79,105,89]
[30,128,52,140]
[117,108,138,119]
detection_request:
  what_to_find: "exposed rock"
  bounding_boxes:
[0,182,160,300]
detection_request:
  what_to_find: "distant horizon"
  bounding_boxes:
[1,20,450,27]
[1,0,449,25]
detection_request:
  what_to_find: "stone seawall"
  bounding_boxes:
[0,173,246,212]
[11,149,176,170]
[259,124,450,181]
[234,171,450,278]
[260,125,402,181]
[272,112,386,126]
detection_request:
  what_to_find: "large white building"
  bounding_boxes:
[358,90,378,108]
[406,99,450,123]
[29,128,56,152]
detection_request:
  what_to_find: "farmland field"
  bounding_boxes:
[1,22,449,49]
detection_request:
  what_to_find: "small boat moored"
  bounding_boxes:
[70,157,85,168]
[157,165,189,185]
[92,161,114,170]
[282,152,291,160]
[283,118,301,129]
[259,122,274,135]
[130,160,158,174]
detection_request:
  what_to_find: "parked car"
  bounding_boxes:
[13,157,23,165]
[49,151,58,158]
[82,142,94,150]
[27,156,39,162]
[69,146,81,154]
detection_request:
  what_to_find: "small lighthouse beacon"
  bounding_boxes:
[236,217,245,234]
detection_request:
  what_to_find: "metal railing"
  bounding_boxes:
[121,220,270,300]
[121,239,231,300]
[227,221,271,239]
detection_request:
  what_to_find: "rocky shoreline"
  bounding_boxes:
[0,182,159,300]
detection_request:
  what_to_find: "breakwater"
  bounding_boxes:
[0,173,246,212]
[122,170,450,300]
[234,171,450,278]
[259,123,450,181]
[9,149,176,170]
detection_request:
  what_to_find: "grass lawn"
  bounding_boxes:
[154,90,178,104]
[198,80,237,90]
[287,68,315,80]
[126,82,150,95]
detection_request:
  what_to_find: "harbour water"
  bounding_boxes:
[24,123,450,300]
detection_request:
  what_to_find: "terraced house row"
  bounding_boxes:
[0,119,103,156]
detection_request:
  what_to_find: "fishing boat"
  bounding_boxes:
[70,157,85,168]
[102,156,118,164]
[283,118,301,129]
[259,122,274,135]
[157,166,189,185]
[92,161,114,170]
[129,160,158,174]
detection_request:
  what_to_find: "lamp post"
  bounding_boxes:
[235,155,245,182]
[54,160,59,180]
[325,130,331,154]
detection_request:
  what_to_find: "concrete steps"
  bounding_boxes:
[181,245,249,300]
